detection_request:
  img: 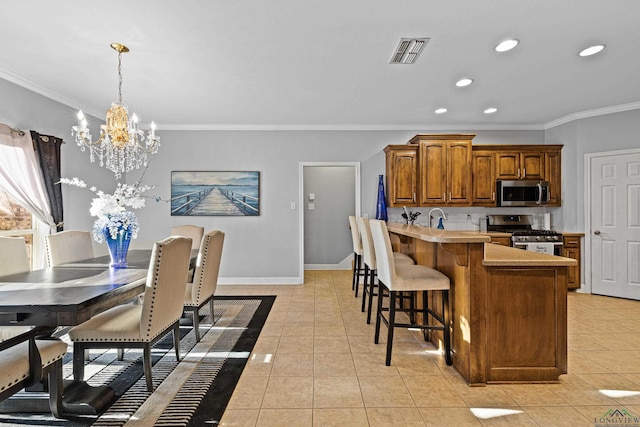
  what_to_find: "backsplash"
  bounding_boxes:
[386,207,557,231]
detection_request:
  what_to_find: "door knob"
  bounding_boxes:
[594,230,601,235]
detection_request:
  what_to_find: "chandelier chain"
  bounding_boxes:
[117,51,123,105]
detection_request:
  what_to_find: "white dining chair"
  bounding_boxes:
[0,236,30,276]
[369,219,452,366]
[171,225,204,250]
[184,230,224,342]
[44,230,94,267]
[68,236,192,392]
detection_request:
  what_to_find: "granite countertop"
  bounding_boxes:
[485,232,512,237]
[386,222,577,267]
[386,222,491,243]
[482,243,577,267]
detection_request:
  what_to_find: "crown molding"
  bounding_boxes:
[157,123,545,132]
[0,66,104,120]
[544,101,640,129]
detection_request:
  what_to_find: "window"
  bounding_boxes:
[0,189,35,268]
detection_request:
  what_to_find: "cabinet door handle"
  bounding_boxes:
[517,168,520,178]
[449,192,452,202]
[443,193,446,202]
[523,168,526,178]
[492,191,495,201]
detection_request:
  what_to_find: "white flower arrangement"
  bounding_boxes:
[59,178,154,243]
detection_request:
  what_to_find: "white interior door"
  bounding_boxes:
[590,150,640,299]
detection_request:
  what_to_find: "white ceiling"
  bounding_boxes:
[2,0,640,130]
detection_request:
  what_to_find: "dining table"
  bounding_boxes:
[0,249,160,415]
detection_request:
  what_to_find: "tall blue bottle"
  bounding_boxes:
[375,175,388,221]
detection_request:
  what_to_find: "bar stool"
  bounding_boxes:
[369,219,452,366]
[356,217,414,324]
[348,216,366,296]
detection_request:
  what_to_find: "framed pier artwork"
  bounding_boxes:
[171,171,260,216]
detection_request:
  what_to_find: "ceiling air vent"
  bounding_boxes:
[390,38,429,64]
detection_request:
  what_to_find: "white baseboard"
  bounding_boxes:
[304,264,351,270]
[217,277,303,285]
[304,254,352,271]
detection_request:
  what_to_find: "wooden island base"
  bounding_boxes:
[387,223,576,386]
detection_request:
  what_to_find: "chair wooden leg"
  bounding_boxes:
[361,265,369,313]
[173,323,181,361]
[209,298,215,325]
[143,345,153,392]
[73,343,85,381]
[48,359,64,418]
[385,291,397,366]
[193,307,201,342]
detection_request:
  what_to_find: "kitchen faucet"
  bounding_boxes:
[428,208,447,228]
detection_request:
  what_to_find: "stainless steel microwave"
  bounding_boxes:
[497,180,549,207]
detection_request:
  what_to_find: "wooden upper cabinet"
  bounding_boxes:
[411,134,473,206]
[385,139,561,208]
[384,145,418,207]
[496,151,544,180]
[545,149,562,206]
[472,151,496,206]
[521,152,545,179]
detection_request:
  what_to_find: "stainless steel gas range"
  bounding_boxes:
[487,214,563,256]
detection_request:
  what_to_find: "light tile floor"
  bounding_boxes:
[217,270,640,426]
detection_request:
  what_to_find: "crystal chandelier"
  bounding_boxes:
[72,43,160,178]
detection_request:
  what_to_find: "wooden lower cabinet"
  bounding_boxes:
[400,235,568,385]
[563,234,582,290]
[485,267,567,382]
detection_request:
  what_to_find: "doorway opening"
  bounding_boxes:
[299,162,360,280]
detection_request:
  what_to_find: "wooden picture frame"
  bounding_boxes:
[171,171,260,216]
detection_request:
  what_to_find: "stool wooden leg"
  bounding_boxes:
[409,291,416,324]
[361,264,369,312]
[374,282,385,344]
[385,291,397,366]
[351,252,358,290]
[366,269,377,324]
[354,254,362,297]
[442,289,452,366]
[422,290,430,342]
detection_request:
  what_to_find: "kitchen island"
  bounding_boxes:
[386,223,577,385]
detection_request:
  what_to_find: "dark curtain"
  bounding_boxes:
[31,131,64,231]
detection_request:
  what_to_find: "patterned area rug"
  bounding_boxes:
[0,296,274,427]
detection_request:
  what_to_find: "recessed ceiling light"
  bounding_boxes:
[456,78,473,87]
[435,108,448,114]
[484,107,498,114]
[579,44,606,57]
[495,39,519,52]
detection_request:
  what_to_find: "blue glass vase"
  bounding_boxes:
[375,175,388,221]
[104,226,132,268]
